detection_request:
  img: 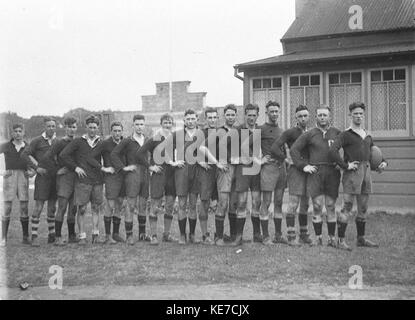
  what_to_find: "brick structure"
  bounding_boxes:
[142,81,207,112]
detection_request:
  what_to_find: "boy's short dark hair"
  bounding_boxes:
[265,101,280,109]
[110,121,123,131]
[12,123,24,130]
[244,103,259,114]
[85,115,100,126]
[204,107,217,117]
[224,104,237,114]
[349,102,366,112]
[133,114,145,122]
[63,117,77,126]
[295,105,308,113]
[160,113,174,124]
[184,108,196,117]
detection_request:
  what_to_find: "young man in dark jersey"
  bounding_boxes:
[0,123,33,246]
[329,102,387,250]
[43,117,79,246]
[22,117,58,247]
[195,107,219,245]
[232,104,262,246]
[259,101,287,246]
[164,109,202,245]
[89,121,126,244]
[291,105,341,247]
[111,114,150,245]
[271,105,312,245]
[136,113,177,245]
[199,104,239,246]
[60,115,104,245]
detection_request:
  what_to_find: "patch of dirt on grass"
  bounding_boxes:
[2,283,415,300]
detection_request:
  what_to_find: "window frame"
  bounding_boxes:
[368,66,409,137]
[287,72,323,126]
[325,69,365,130]
[250,75,285,127]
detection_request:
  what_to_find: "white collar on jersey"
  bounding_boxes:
[132,132,145,146]
[12,140,26,152]
[41,132,56,145]
[346,126,370,139]
[82,134,100,148]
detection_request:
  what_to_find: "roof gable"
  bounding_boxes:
[282,0,415,40]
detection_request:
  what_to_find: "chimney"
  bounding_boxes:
[295,0,308,18]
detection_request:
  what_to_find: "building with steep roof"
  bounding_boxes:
[234,0,415,208]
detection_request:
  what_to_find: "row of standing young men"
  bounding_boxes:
[0,101,387,250]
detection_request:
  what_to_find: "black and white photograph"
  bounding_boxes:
[0,0,414,303]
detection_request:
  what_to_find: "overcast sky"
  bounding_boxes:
[0,0,294,118]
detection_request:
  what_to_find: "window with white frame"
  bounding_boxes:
[289,74,320,127]
[252,77,283,127]
[328,72,362,130]
[370,68,407,135]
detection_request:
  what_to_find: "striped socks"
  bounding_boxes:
[47,217,55,237]
[125,221,133,238]
[286,214,296,240]
[31,217,40,239]
[138,216,146,236]
[299,214,308,235]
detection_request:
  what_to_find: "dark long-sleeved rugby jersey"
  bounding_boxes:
[238,124,261,160]
[0,140,28,170]
[291,126,341,170]
[42,137,74,171]
[329,128,386,170]
[198,127,218,163]
[202,125,238,164]
[21,134,57,172]
[165,128,203,164]
[111,135,148,173]
[260,122,284,158]
[136,132,172,168]
[88,136,124,169]
[60,135,103,185]
[271,125,308,162]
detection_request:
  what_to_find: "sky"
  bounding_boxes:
[0,0,295,118]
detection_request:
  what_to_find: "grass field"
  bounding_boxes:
[1,191,415,299]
